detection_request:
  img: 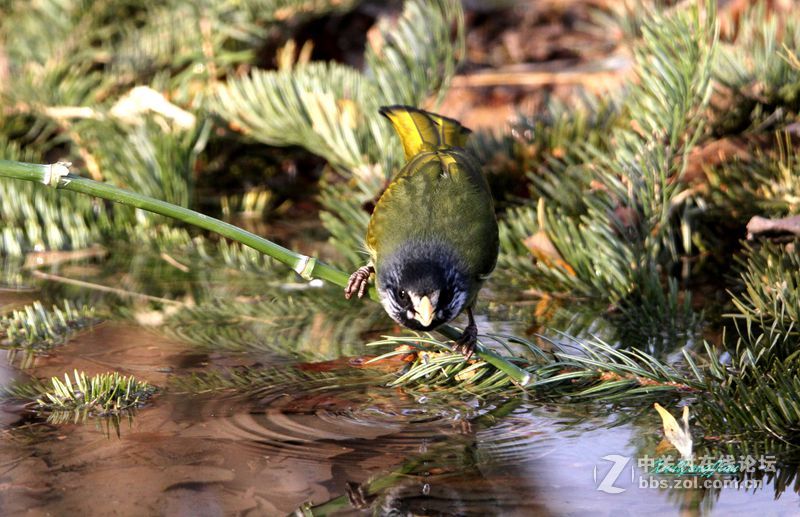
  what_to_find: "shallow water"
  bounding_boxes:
[1,258,799,516]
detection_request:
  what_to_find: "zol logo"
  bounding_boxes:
[594,454,633,494]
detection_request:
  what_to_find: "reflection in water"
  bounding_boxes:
[0,327,798,516]
[1,265,800,516]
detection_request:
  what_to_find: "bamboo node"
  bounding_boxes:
[293,255,317,280]
[43,161,72,188]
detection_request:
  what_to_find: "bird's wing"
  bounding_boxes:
[367,149,499,281]
[442,149,499,280]
[427,113,471,148]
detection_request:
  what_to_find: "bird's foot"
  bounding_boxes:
[345,265,374,299]
[453,418,473,434]
[346,481,370,509]
[452,323,478,361]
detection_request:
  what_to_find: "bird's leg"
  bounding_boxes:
[453,307,478,361]
[345,481,370,509]
[345,264,374,299]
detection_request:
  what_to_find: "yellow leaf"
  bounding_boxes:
[654,403,693,460]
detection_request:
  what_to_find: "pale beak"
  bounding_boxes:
[413,296,435,327]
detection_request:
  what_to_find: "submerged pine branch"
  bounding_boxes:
[166,323,800,448]
[37,370,156,412]
[165,287,387,360]
[362,328,800,445]
[3,370,157,425]
[171,363,387,395]
[366,332,702,402]
[0,300,99,367]
[171,328,702,403]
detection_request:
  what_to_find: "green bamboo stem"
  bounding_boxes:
[0,159,530,386]
[0,160,352,288]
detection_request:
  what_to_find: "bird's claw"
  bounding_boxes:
[345,265,374,300]
[453,418,473,434]
[346,481,370,509]
[452,324,478,361]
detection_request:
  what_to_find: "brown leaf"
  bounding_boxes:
[612,206,640,229]
[654,438,676,457]
[296,351,412,373]
[523,231,576,275]
[683,137,751,183]
[534,295,559,320]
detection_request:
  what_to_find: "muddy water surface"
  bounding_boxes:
[0,267,799,516]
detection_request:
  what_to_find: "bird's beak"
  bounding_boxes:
[413,296,435,327]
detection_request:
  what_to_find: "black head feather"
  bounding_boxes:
[377,240,470,331]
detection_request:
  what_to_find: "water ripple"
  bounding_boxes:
[177,376,557,470]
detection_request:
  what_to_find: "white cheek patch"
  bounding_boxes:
[379,289,403,324]
[406,310,415,320]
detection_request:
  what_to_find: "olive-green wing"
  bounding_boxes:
[366,149,498,280]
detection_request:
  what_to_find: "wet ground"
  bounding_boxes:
[0,255,798,517]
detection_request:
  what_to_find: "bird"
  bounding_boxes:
[344,105,499,360]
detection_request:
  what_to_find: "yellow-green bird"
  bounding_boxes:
[345,106,499,359]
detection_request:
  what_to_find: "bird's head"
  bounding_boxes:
[376,241,470,331]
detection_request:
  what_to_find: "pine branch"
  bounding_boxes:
[706,132,800,220]
[713,2,800,132]
[496,2,717,337]
[165,289,386,359]
[213,0,464,177]
[731,240,800,338]
[212,0,465,269]
[0,135,107,255]
[0,299,98,357]
[3,370,157,426]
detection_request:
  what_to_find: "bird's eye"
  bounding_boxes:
[397,289,408,302]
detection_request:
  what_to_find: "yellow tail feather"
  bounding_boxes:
[380,106,471,160]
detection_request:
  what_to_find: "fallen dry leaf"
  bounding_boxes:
[523,230,576,275]
[612,205,640,230]
[683,137,751,184]
[654,403,693,460]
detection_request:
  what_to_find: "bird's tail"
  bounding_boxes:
[379,105,471,160]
